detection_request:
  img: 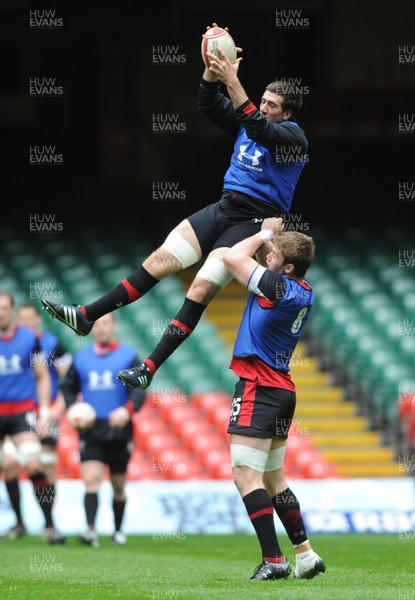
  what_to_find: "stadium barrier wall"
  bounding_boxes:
[1,478,414,536]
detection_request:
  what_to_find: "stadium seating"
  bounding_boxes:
[308,227,414,457]
[1,225,411,481]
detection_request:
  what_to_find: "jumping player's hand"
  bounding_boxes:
[108,406,130,429]
[206,47,243,85]
[262,217,284,236]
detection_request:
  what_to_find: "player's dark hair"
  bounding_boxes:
[277,232,315,278]
[266,80,303,116]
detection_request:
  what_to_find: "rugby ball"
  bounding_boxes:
[66,402,96,430]
[201,27,237,68]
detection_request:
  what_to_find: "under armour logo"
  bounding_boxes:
[88,369,115,390]
[238,145,262,165]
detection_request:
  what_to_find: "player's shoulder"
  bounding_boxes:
[278,120,307,136]
[73,344,92,361]
[39,330,58,347]
[17,324,37,342]
[117,344,139,358]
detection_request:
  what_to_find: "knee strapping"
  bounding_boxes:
[197,257,234,288]
[264,446,286,471]
[18,440,42,466]
[2,438,19,461]
[161,230,200,269]
[231,444,269,472]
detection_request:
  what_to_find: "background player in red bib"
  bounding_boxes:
[222,217,325,581]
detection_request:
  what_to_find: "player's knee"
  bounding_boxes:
[18,440,42,468]
[113,487,125,501]
[197,257,234,288]
[161,230,200,269]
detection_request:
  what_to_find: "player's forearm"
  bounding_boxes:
[224,234,266,276]
[202,66,218,83]
[36,373,51,409]
[225,76,249,109]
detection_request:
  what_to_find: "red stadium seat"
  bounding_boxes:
[286,433,314,452]
[208,404,231,436]
[134,417,170,450]
[127,453,161,481]
[56,446,81,478]
[302,459,339,479]
[209,459,233,479]
[176,419,216,450]
[187,432,228,456]
[142,432,182,454]
[201,448,231,471]
[284,434,314,471]
[399,394,415,422]
[290,447,338,479]
[165,460,206,480]
[164,405,202,436]
[191,391,232,411]
[403,408,415,443]
[152,449,203,480]
[150,391,188,422]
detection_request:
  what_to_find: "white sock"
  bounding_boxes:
[296,550,314,561]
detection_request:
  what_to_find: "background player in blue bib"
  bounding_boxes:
[59,312,147,547]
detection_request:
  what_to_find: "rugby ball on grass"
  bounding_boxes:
[66,402,96,430]
[201,27,237,68]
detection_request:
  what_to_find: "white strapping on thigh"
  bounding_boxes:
[17,440,42,466]
[230,443,269,472]
[264,445,286,471]
[197,257,234,287]
[161,230,200,269]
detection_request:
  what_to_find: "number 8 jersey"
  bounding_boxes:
[230,265,314,377]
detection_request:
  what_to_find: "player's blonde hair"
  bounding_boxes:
[275,232,315,278]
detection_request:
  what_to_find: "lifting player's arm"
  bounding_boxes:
[223,217,284,287]
[208,49,306,152]
[237,106,307,152]
[197,78,241,136]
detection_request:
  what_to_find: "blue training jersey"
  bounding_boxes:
[233,266,314,372]
[72,344,139,419]
[223,122,307,214]
[0,325,38,403]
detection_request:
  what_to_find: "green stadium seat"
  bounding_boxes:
[402,292,415,311]
[398,336,415,367]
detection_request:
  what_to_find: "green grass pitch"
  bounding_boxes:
[1,533,413,599]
